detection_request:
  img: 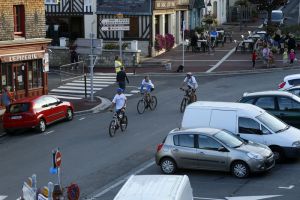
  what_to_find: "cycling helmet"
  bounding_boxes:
[187,72,192,76]
[117,88,123,93]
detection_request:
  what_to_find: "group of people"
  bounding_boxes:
[251,31,298,68]
[189,29,220,52]
[0,87,14,110]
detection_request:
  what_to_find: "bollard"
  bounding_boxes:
[48,182,54,200]
[32,174,37,192]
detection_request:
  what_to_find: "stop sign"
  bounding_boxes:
[55,151,62,168]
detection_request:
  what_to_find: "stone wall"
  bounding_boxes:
[0,0,46,41]
[48,46,71,67]
[138,41,150,56]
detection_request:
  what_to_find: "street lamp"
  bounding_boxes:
[207,0,212,16]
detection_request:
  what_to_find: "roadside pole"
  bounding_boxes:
[90,21,95,101]
[119,30,122,60]
[182,20,185,67]
[298,0,300,25]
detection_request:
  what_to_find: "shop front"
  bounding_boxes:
[0,39,51,100]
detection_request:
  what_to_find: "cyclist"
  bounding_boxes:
[180,72,198,102]
[110,88,127,117]
[140,75,155,93]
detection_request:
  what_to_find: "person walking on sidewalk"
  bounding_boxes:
[283,48,289,67]
[114,56,124,73]
[252,50,257,69]
[1,87,13,110]
[289,49,296,65]
[116,67,129,91]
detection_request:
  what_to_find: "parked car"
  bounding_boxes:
[264,10,285,26]
[278,74,300,90]
[3,95,74,133]
[239,91,300,127]
[285,85,300,96]
[181,101,300,161]
[114,175,193,200]
[156,128,274,178]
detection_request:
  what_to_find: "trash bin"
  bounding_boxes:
[165,63,172,70]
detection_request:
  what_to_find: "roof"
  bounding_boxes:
[187,101,263,111]
[11,96,39,104]
[171,127,221,136]
[114,175,189,200]
[284,74,300,81]
[243,90,294,97]
[96,0,152,15]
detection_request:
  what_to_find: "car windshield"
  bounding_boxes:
[256,112,288,133]
[214,130,243,148]
[272,12,283,20]
[9,103,30,114]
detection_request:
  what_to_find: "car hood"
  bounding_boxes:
[236,142,272,157]
[277,126,300,145]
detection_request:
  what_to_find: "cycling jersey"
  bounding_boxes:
[141,79,154,92]
[184,76,198,89]
[112,94,127,110]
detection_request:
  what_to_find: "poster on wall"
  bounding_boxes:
[2,75,6,85]
[43,53,49,72]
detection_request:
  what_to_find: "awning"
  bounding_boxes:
[190,0,205,9]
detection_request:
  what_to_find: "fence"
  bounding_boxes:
[59,61,85,83]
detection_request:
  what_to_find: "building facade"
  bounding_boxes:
[0,0,51,99]
[189,0,205,30]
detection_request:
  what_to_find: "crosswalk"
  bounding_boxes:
[49,73,139,100]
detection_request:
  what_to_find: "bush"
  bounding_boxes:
[165,34,175,51]
[103,43,129,50]
[155,34,166,51]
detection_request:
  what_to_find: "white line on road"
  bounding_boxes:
[65,83,109,87]
[124,94,133,97]
[206,47,236,73]
[86,78,115,82]
[78,117,85,121]
[130,90,140,93]
[225,195,282,200]
[73,80,115,84]
[44,130,55,136]
[88,161,155,199]
[0,195,7,200]
[278,185,294,189]
[51,89,98,94]
[58,86,103,90]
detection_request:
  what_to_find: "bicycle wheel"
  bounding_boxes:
[137,99,146,114]
[149,96,158,110]
[109,120,117,137]
[180,98,188,113]
[120,116,128,132]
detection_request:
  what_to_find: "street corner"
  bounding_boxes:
[73,96,111,115]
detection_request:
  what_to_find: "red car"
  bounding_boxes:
[3,95,74,133]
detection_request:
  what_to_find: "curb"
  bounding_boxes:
[74,96,111,116]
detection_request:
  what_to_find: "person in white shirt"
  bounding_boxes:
[110,88,127,115]
[140,75,155,93]
[180,72,198,102]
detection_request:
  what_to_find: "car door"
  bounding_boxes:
[238,117,266,145]
[196,134,229,171]
[34,97,51,123]
[44,96,64,122]
[254,96,276,116]
[172,134,198,169]
[277,96,300,126]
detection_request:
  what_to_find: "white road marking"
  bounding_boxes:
[0,196,7,200]
[44,130,55,136]
[66,83,109,87]
[225,195,282,200]
[124,94,133,97]
[206,47,236,73]
[130,90,140,93]
[58,86,103,90]
[86,78,115,82]
[88,161,155,199]
[86,76,115,79]
[278,185,294,189]
[50,89,97,94]
[48,95,82,100]
[73,80,115,84]
[94,73,134,76]
[78,117,85,121]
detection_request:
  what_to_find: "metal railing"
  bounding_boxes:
[59,61,85,83]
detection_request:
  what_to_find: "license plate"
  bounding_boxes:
[11,116,22,120]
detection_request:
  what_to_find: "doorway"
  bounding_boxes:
[12,63,26,98]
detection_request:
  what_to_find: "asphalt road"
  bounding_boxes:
[1,69,300,199]
[283,0,300,26]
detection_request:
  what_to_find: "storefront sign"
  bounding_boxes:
[155,0,176,9]
[0,52,45,63]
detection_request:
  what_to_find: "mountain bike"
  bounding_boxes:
[109,109,128,137]
[137,91,157,114]
[180,88,197,113]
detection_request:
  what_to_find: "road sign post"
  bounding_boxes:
[51,149,62,191]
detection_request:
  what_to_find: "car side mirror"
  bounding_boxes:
[42,104,49,108]
[257,129,263,135]
[218,146,227,152]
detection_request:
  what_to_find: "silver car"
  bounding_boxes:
[155,128,275,178]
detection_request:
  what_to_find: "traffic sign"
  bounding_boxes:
[101,18,130,25]
[55,151,62,168]
[101,26,130,31]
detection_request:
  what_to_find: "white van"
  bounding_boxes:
[113,175,193,200]
[181,101,300,160]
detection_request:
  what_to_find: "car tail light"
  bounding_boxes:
[156,143,164,152]
[278,82,286,89]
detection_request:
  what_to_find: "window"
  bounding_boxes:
[289,89,300,96]
[9,103,30,113]
[289,79,300,86]
[32,60,43,88]
[13,5,25,37]
[34,98,47,109]
[255,97,275,110]
[1,63,13,90]
[241,97,255,104]
[261,125,271,135]
[44,96,59,106]
[278,97,300,111]
[124,17,139,38]
[198,135,222,150]
[173,134,194,148]
[45,0,59,4]
[238,117,261,134]
[214,130,243,148]
[256,113,287,133]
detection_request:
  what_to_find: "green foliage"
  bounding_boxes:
[103,43,129,50]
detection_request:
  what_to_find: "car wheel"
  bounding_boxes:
[66,108,73,121]
[231,161,249,178]
[160,158,177,174]
[36,119,46,133]
[270,147,284,162]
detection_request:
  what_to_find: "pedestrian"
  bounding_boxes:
[288,34,296,53]
[268,51,274,68]
[282,48,289,67]
[251,50,257,69]
[116,67,129,91]
[1,87,13,110]
[289,49,296,65]
[114,56,123,74]
[262,45,270,65]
